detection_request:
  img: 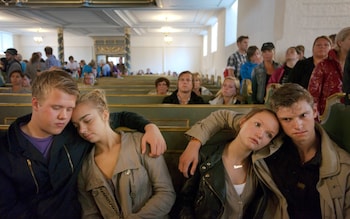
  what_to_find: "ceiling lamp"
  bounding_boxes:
[33,28,44,44]
[164,34,173,44]
[33,36,43,43]
[162,17,173,44]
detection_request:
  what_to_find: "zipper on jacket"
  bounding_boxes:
[26,159,39,194]
[63,145,74,173]
[99,187,123,218]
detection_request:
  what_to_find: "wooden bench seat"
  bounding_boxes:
[0,94,215,104]
[0,103,263,126]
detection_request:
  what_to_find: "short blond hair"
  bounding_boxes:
[32,69,79,101]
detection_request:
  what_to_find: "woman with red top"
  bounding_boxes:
[308,27,350,116]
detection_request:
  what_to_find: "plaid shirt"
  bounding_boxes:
[226,51,247,78]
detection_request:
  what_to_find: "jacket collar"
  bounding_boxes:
[84,132,142,191]
[252,123,347,178]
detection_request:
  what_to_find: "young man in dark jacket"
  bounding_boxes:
[0,69,166,219]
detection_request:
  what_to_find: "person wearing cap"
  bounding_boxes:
[226,35,249,79]
[4,48,22,83]
[251,42,281,104]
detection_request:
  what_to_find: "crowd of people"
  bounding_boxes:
[225,26,350,116]
[1,25,350,218]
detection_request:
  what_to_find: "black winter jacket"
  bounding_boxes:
[0,112,149,219]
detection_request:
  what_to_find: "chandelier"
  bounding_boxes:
[33,28,44,44]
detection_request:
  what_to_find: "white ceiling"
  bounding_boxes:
[0,0,235,37]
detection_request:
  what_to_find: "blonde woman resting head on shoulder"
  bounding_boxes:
[72,89,176,219]
[209,76,241,104]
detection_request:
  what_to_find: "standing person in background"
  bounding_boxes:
[162,71,205,104]
[296,45,306,60]
[116,57,126,75]
[343,49,350,105]
[251,42,280,104]
[81,59,96,78]
[0,69,167,219]
[73,89,175,219]
[66,56,79,76]
[25,52,46,82]
[226,35,249,79]
[329,34,337,49]
[192,72,213,96]
[4,48,22,83]
[288,36,332,89]
[209,76,241,105]
[44,46,61,69]
[240,45,262,83]
[268,46,299,86]
[16,53,26,72]
[308,27,350,116]
[148,77,172,95]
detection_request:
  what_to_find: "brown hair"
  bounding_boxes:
[246,46,259,62]
[269,83,314,112]
[178,70,194,88]
[32,69,79,101]
[312,35,332,48]
[155,77,170,87]
[236,35,249,43]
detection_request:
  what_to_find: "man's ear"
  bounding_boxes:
[32,97,40,111]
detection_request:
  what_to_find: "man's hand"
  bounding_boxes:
[141,124,167,157]
[178,139,201,178]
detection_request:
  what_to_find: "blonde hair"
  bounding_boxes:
[335,27,350,51]
[76,89,109,114]
[216,76,240,97]
[32,69,79,101]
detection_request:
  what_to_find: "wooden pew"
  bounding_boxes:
[0,104,263,126]
[0,93,215,104]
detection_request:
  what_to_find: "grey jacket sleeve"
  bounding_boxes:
[184,109,244,145]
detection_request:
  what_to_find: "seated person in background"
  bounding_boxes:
[162,71,205,104]
[6,70,31,93]
[192,72,213,96]
[209,76,241,105]
[22,73,32,89]
[83,72,96,86]
[148,77,172,95]
[72,89,176,218]
[179,108,280,218]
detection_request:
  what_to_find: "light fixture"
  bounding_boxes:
[33,28,44,44]
[164,34,173,44]
[33,36,43,43]
[161,17,173,44]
